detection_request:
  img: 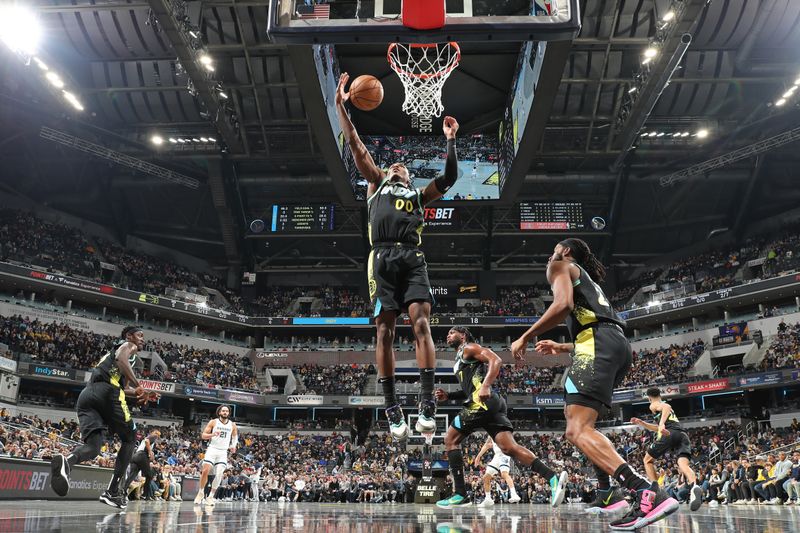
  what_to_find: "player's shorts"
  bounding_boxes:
[76,381,136,443]
[203,447,229,467]
[647,429,692,460]
[450,394,513,439]
[487,454,512,474]
[368,243,432,316]
[563,323,632,412]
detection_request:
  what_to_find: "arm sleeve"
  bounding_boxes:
[447,390,467,402]
[433,139,458,194]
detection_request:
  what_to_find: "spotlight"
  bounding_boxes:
[45,72,64,89]
[644,47,658,59]
[198,54,212,66]
[218,91,229,99]
[681,132,690,137]
[151,135,164,145]
[696,129,709,139]
[188,30,200,39]
[656,132,665,137]
[775,98,787,107]
[192,138,200,142]
[33,57,48,71]
[168,137,178,143]
[662,11,675,22]
[642,57,653,65]
[208,137,216,143]
[177,138,187,143]
[62,91,84,111]
[795,77,800,86]
[0,5,42,55]
[200,137,208,142]
[782,87,796,98]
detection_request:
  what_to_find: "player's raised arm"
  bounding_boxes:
[422,116,459,205]
[336,73,384,191]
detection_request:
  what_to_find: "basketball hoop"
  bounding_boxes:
[387,42,460,123]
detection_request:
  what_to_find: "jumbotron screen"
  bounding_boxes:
[519,202,585,230]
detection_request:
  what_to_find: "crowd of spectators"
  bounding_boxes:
[292,364,372,395]
[2,407,797,506]
[760,321,800,371]
[0,314,259,392]
[617,340,706,389]
[494,365,564,395]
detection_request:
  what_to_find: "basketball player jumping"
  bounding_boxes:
[50,326,152,509]
[435,327,567,508]
[511,239,679,530]
[336,72,461,441]
[631,387,703,511]
[194,405,238,506]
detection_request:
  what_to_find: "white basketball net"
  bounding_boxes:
[387,42,461,120]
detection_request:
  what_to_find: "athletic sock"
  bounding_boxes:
[594,464,611,491]
[378,376,397,407]
[613,463,651,492]
[419,368,435,403]
[108,441,135,494]
[67,431,104,468]
[205,476,215,497]
[532,458,556,482]
[447,448,467,496]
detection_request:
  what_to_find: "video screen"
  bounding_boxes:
[355,135,500,201]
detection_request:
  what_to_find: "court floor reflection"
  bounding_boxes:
[0,500,796,532]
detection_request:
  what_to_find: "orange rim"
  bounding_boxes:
[387,42,461,80]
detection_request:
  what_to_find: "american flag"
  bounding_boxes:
[298,4,330,20]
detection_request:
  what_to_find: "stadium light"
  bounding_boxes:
[45,72,64,89]
[218,91,229,99]
[644,47,658,59]
[775,98,787,106]
[208,137,216,143]
[782,87,796,98]
[0,5,42,56]
[33,57,48,71]
[795,77,800,86]
[628,87,637,94]
[177,138,187,143]
[168,137,178,144]
[200,137,208,142]
[151,135,164,146]
[662,11,675,22]
[62,91,84,111]
[696,129,709,139]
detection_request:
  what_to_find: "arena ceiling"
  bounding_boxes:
[0,0,799,275]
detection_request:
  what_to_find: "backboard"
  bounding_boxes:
[268,0,581,44]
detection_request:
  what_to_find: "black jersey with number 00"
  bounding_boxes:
[367,178,424,247]
[565,263,626,340]
[91,340,138,389]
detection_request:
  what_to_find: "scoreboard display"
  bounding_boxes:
[519,202,585,230]
[270,205,335,232]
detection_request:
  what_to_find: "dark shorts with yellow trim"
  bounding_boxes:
[564,324,632,412]
[647,429,692,460]
[450,394,513,439]
[76,381,136,443]
[368,243,432,316]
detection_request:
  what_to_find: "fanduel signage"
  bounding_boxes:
[28,365,75,380]
[286,395,324,405]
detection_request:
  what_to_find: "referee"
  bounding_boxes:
[124,429,161,500]
[49,326,151,509]
[336,72,461,441]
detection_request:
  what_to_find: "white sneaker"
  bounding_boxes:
[709,500,719,508]
[385,405,410,442]
[479,497,495,507]
[206,496,216,506]
[508,494,521,504]
[193,496,204,505]
[769,497,781,505]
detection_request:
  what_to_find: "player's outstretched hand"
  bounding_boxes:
[336,73,350,106]
[630,417,643,426]
[134,386,147,405]
[511,337,527,361]
[535,339,562,355]
[434,388,449,402]
[443,116,459,139]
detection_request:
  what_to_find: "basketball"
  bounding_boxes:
[349,75,384,111]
